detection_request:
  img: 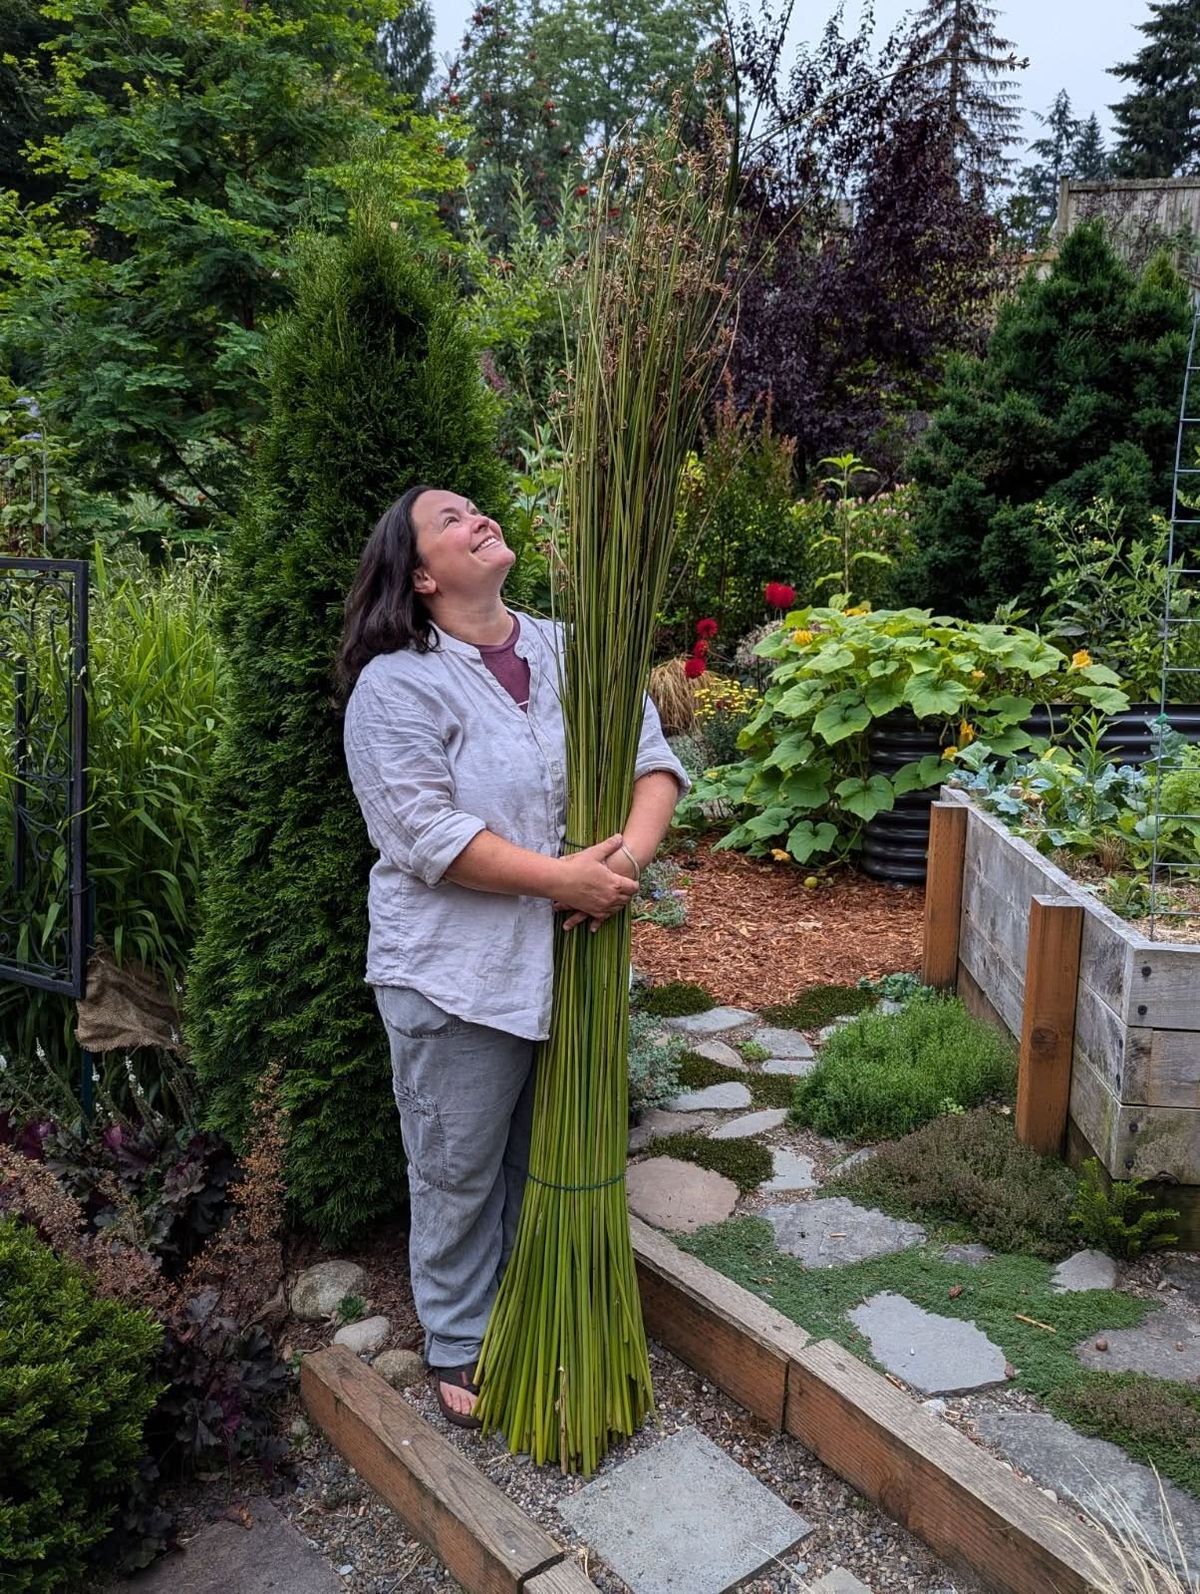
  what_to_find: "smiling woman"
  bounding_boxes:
[336,483,687,1428]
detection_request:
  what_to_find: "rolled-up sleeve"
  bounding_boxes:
[344,679,486,887]
[634,693,691,794]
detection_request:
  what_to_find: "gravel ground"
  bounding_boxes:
[272,1336,981,1594]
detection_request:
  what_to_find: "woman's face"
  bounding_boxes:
[410,489,514,601]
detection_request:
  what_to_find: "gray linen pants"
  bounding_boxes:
[374,984,536,1370]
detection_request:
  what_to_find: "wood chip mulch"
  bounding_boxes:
[632,840,925,1008]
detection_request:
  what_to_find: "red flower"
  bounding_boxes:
[694,617,719,639]
[692,638,709,657]
[683,656,706,679]
[764,581,796,610]
[574,184,589,197]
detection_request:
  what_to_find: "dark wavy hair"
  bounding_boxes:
[335,484,439,704]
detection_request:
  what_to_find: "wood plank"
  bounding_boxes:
[922,802,967,988]
[1072,979,1134,1098]
[630,1214,807,1431]
[958,912,1025,1038]
[1070,1053,1200,1182]
[785,1339,1126,1594]
[1122,947,1200,1028]
[301,1346,563,1594]
[1016,896,1083,1157]
[1124,1027,1200,1109]
[524,1561,602,1593]
[956,960,1012,1040]
[1069,1049,1122,1171]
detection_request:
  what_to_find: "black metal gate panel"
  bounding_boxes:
[0,558,88,997]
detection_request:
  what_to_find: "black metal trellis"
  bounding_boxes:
[0,557,93,1106]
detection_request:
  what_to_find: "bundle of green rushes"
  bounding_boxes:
[473,107,739,1473]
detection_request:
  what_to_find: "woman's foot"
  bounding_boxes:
[432,1364,482,1429]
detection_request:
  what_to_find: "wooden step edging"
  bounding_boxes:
[630,1216,1123,1594]
[301,1344,598,1594]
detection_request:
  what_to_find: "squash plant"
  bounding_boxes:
[681,606,1129,863]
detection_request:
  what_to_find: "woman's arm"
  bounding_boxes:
[556,770,683,931]
[444,831,638,921]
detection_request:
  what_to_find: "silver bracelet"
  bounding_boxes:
[618,843,642,881]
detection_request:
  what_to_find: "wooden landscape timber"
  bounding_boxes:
[929,791,1200,1239]
[301,1345,599,1594]
[630,1217,1126,1594]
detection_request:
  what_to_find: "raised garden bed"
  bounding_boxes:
[932,788,1200,1239]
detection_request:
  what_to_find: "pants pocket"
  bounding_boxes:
[393,1081,449,1191]
[377,985,466,1040]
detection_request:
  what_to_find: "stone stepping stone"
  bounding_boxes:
[763,1056,817,1078]
[332,1314,390,1355]
[664,1006,758,1037]
[709,1108,789,1140]
[558,1426,811,1594]
[626,1157,739,1233]
[289,1259,366,1321]
[767,1197,925,1267]
[762,1149,818,1192]
[1163,1258,1200,1306]
[1075,1307,1200,1380]
[666,1082,752,1112]
[941,1242,993,1267]
[848,1292,1008,1395]
[754,1026,814,1059]
[123,1497,343,1593]
[974,1408,1200,1572]
[835,1147,875,1172]
[1051,1248,1118,1293]
[629,1108,711,1152]
[688,1038,746,1069]
[810,1571,873,1594]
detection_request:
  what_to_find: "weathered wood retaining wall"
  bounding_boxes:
[943,788,1200,1186]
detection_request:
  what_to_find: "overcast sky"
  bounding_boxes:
[426,0,1150,153]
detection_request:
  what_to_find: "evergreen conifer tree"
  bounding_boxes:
[379,0,436,105]
[1072,114,1111,179]
[898,0,1027,184]
[1110,0,1200,178]
[185,207,509,1242]
[895,223,1191,618]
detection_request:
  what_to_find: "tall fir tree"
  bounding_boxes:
[895,224,1191,618]
[898,0,1027,184]
[1010,91,1111,246]
[1072,114,1111,179]
[185,207,510,1242]
[0,0,458,535]
[378,0,436,105]
[1110,0,1200,177]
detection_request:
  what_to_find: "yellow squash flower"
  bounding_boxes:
[791,628,815,645]
[1071,649,1092,669]
[958,720,976,745]
[942,745,959,760]
[770,848,790,862]
[970,669,985,682]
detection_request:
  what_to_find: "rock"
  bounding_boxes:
[626,1157,739,1234]
[663,1006,758,1036]
[877,998,904,1016]
[122,1497,343,1594]
[629,1108,711,1151]
[848,1292,1009,1395]
[809,1570,874,1594]
[666,1082,753,1112]
[753,1026,815,1059]
[289,1260,367,1321]
[835,1147,876,1172]
[1162,1258,1200,1305]
[688,1038,747,1070]
[557,1427,811,1594]
[763,1056,818,1077]
[923,1398,947,1416]
[761,1149,818,1192]
[709,1108,789,1140]
[332,1315,390,1356]
[1074,1308,1200,1380]
[1051,1249,1119,1293]
[941,1243,993,1267]
[974,1409,1200,1571]
[373,1348,426,1389]
[767,1197,925,1267]
[817,1021,853,1042]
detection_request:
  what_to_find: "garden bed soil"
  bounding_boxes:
[632,840,924,1008]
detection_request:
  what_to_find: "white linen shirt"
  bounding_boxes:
[343,613,688,1040]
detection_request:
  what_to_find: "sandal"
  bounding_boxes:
[432,1364,482,1430]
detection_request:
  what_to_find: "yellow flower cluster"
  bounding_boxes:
[692,674,761,725]
[791,628,815,646]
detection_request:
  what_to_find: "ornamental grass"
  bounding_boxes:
[473,105,738,1473]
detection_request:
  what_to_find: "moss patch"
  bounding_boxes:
[677,1051,794,1110]
[762,983,874,1029]
[682,1217,1200,1498]
[638,981,714,1018]
[647,1133,772,1194]
[827,1109,1079,1260]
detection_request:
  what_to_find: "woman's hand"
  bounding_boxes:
[553,835,639,932]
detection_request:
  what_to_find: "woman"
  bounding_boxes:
[338,484,687,1427]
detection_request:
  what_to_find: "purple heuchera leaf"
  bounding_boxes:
[16,1118,54,1161]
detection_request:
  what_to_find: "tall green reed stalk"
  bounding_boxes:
[474,104,739,1474]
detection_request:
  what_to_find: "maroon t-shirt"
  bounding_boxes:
[477,615,531,711]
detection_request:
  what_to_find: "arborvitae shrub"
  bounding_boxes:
[896,224,1191,618]
[0,1219,161,1590]
[185,206,509,1241]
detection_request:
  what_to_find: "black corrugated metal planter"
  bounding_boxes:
[859,704,1200,885]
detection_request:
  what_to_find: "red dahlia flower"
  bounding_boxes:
[764,581,796,609]
[694,617,719,639]
[692,639,709,657]
[683,656,706,679]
